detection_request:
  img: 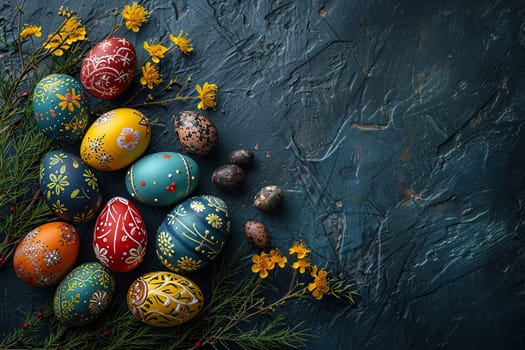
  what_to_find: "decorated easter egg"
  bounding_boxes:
[125,152,199,206]
[53,262,115,327]
[40,150,103,223]
[80,108,151,171]
[32,73,89,143]
[93,197,147,272]
[13,222,79,287]
[80,37,136,99]
[174,111,218,157]
[127,271,204,327]
[156,195,230,273]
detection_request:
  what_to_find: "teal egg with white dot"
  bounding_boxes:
[156,195,231,273]
[125,152,200,206]
[32,73,90,144]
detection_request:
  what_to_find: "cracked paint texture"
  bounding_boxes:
[1,0,525,349]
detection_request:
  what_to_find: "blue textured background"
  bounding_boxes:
[1,0,525,348]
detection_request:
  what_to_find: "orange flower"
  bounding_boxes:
[251,252,275,279]
[292,257,310,274]
[308,265,329,300]
[289,241,311,259]
[169,30,193,54]
[195,82,218,110]
[140,62,161,89]
[143,41,168,63]
[269,249,287,268]
[20,25,42,40]
[122,2,148,32]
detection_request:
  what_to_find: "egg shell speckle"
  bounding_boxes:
[80,108,151,171]
[53,262,115,327]
[244,221,270,249]
[32,73,89,144]
[174,111,218,157]
[80,37,136,99]
[93,197,147,272]
[13,222,80,287]
[125,152,200,206]
[156,195,231,273]
[127,271,204,327]
[40,150,103,223]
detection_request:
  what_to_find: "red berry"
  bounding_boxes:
[22,322,29,329]
[102,330,111,337]
[37,311,43,318]
[9,207,14,214]
[0,257,4,264]
[20,91,29,98]
[194,340,201,348]
[16,337,23,344]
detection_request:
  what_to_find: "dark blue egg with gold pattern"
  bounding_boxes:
[156,195,231,273]
[32,73,89,144]
[40,150,103,223]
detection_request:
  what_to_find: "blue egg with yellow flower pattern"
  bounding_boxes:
[32,73,89,144]
[40,150,103,223]
[156,195,231,273]
[53,262,115,327]
[125,152,200,206]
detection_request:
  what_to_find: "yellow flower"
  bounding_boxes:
[269,249,288,268]
[122,2,148,32]
[143,41,168,63]
[195,82,218,110]
[20,25,42,40]
[140,62,161,89]
[308,265,330,300]
[58,6,74,17]
[56,89,81,112]
[292,257,310,274]
[289,241,311,259]
[251,252,275,279]
[177,256,202,272]
[169,30,193,54]
[43,33,70,56]
[61,17,87,44]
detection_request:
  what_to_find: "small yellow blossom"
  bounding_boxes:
[20,25,42,40]
[289,241,311,259]
[308,265,330,300]
[56,89,81,112]
[195,82,218,110]
[43,33,70,56]
[143,41,168,63]
[61,17,87,44]
[169,30,193,54]
[292,257,310,274]
[269,249,288,268]
[251,252,275,279]
[140,62,161,89]
[58,6,74,17]
[122,2,148,32]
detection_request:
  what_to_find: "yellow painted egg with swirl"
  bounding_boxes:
[80,108,151,171]
[127,271,204,327]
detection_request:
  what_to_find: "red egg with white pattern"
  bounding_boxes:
[93,196,147,272]
[80,37,136,99]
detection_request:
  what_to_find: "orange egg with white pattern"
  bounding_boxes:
[13,222,80,287]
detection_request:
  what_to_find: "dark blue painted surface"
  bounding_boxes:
[1,0,525,348]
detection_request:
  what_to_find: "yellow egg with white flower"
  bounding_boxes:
[80,108,151,171]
